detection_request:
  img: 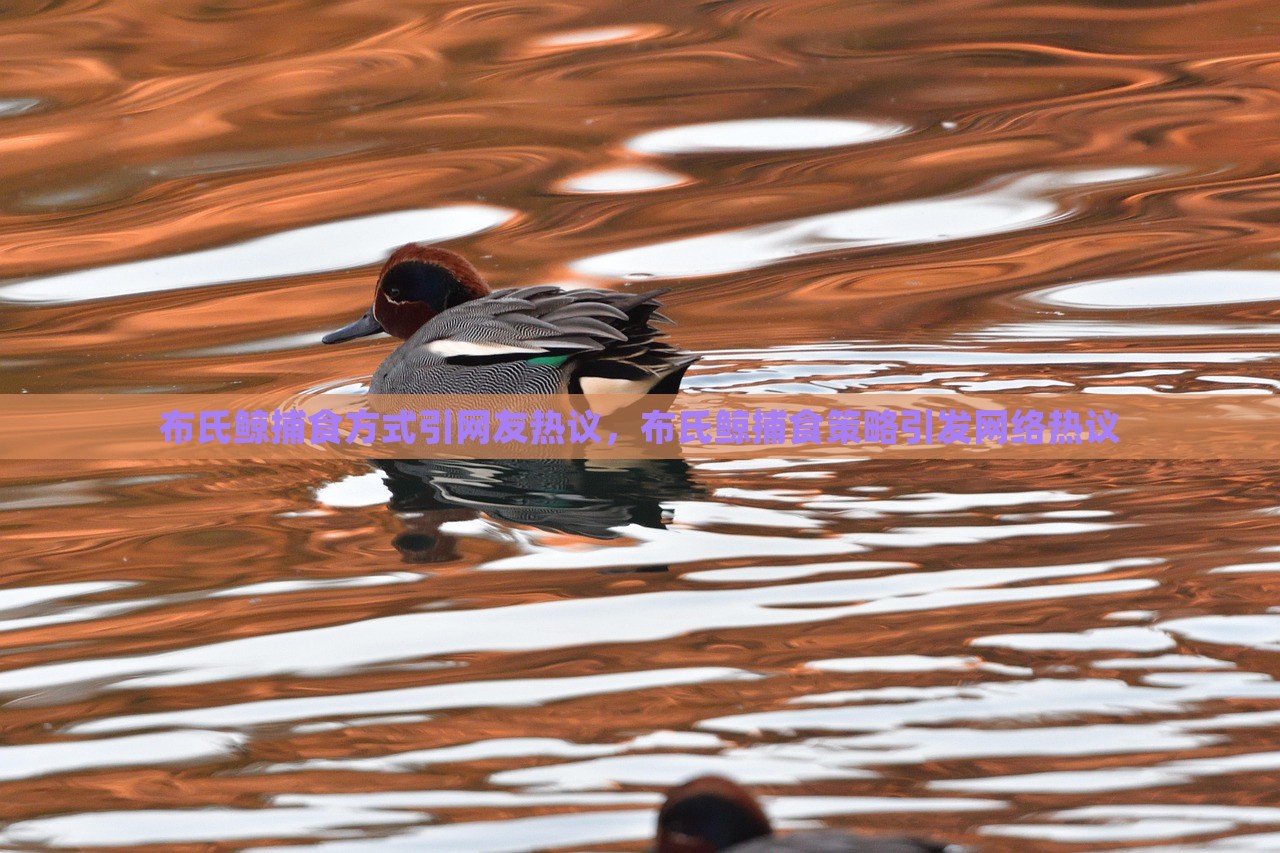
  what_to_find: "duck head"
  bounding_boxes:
[656,775,772,853]
[322,244,491,344]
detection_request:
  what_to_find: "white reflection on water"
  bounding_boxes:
[210,573,422,599]
[71,668,755,733]
[0,474,185,512]
[684,560,916,583]
[974,321,1280,341]
[0,806,421,848]
[1,562,1144,696]
[489,751,875,789]
[263,810,655,853]
[675,345,1280,394]
[262,737,627,775]
[1124,831,1280,851]
[1161,614,1280,650]
[534,25,653,47]
[0,205,513,303]
[180,330,330,357]
[755,723,1216,767]
[315,472,392,508]
[813,489,1088,516]
[0,572,425,639]
[0,580,132,612]
[263,731,728,776]
[985,818,1238,843]
[0,97,40,116]
[932,715,1280,795]
[659,500,824,529]
[701,672,1280,736]
[810,654,1031,676]
[481,524,866,570]
[557,165,688,193]
[1094,654,1236,670]
[486,519,1122,571]
[972,626,1175,652]
[0,730,243,782]
[986,805,1280,845]
[275,791,661,808]
[688,346,1280,398]
[573,169,1156,280]
[627,117,907,154]
[1029,271,1280,310]
[933,747,1280,795]
[0,600,145,635]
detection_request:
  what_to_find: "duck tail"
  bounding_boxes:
[648,349,699,395]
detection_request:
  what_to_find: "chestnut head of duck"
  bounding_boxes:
[657,776,771,853]
[322,244,492,344]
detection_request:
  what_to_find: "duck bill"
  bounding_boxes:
[322,310,384,344]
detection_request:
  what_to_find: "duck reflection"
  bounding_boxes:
[378,457,702,563]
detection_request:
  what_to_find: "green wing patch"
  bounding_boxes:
[526,354,571,367]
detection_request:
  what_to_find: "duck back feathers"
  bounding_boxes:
[371,286,695,402]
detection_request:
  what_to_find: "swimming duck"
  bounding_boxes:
[657,776,949,853]
[323,244,696,408]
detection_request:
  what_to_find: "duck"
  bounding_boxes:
[322,244,696,409]
[656,776,951,853]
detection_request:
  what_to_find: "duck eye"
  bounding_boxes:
[387,288,402,300]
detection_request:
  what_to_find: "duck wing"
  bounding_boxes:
[372,286,696,400]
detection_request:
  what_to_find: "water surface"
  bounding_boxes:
[3,0,1280,850]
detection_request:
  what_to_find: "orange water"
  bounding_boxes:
[3,1,1280,850]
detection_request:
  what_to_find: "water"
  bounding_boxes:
[3,0,1280,849]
